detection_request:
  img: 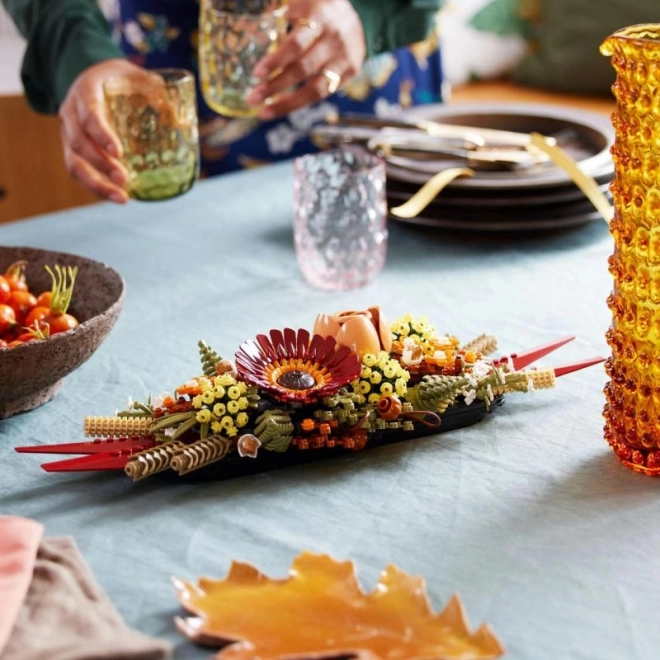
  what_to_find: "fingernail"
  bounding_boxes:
[110,192,127,204]
[106,143,120,157]
[246,88,264,105]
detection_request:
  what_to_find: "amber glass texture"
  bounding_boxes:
[601,25,660,474]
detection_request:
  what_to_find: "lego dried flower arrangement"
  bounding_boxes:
[18,306,603,479]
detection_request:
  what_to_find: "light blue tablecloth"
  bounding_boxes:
[1,163,658,660]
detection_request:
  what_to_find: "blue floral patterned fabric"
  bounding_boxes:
[110,0,444,176]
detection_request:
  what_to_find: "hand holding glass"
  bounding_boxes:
[199,0,288,118]
[103,68,200,201]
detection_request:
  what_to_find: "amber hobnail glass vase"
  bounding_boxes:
[601,25,660,475]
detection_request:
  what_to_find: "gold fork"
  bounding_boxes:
[389,168,475,219]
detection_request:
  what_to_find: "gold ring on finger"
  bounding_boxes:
[322,68,341,95]
[296,17,319,31]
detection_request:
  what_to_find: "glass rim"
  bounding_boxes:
[206,3,288,19]
[293,147,385,174]
[103,68,195,94]
[605,23,660,46]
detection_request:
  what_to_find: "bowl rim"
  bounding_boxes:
[0,245,126,352]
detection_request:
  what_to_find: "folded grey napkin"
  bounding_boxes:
[2,537,172,660]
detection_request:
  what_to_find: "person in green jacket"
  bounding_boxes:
[4,0,444,203]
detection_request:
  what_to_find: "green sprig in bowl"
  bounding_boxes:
[0,246,125,419]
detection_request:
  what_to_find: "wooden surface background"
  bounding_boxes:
[0,96,97,224]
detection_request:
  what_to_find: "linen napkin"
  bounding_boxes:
[0,516,44,656]
[1,535,172,660]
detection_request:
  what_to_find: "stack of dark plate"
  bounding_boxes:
[383,103,614,232]
[312,103,614,233]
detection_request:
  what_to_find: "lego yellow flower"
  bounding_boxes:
[391,313,438,345]
[217,374,234,387]
[363,354,378,367]
[352,351,410,403]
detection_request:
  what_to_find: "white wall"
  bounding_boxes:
[0,8,25,95]
[0,5,20,36]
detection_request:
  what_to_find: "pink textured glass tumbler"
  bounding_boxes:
[293,147,387,290]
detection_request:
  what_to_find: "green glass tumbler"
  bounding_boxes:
[103,68,200,201]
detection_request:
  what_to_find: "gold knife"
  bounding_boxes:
[326,111,557,149]
[368,130,548,169]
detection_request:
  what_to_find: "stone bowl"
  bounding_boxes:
[0,246,125,419]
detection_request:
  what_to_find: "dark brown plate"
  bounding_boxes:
[389,204,605,232]
[388,103,614,189]
[386,178,612,208]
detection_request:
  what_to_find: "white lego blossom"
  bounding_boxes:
[464,389,477,405]
[151,392,172,409]
[400,337,424,365]
[402,348,424,366]
[470,359,491,380]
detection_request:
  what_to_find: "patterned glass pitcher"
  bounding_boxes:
[601,24,660,475]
